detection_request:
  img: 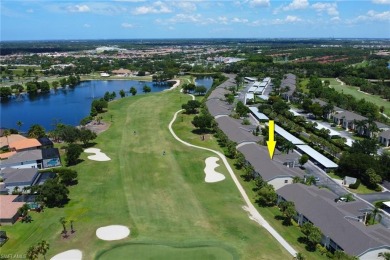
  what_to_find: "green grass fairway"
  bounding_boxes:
[323,77,390,116]
[1,87,291,260]
[97,243,236,260]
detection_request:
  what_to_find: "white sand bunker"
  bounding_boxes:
[50,249,82,260]
[84,148,111,161]
[204,157,225,183]
[96,225,130,241]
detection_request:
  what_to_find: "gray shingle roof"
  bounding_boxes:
[216,116,260,144]
[333,111,367,122]
[206,99,232,117]
[237,143,301,181]
[0,150,42,166]
[380,129,390,139]
[1,168,39,184]
[277,184,390,256]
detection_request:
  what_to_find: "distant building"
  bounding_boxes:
[100,73,110,77]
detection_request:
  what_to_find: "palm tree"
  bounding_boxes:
[294,252,305,260]
[353,119,367,136]
[283,141,295,154]
[16,121,23,132]
[3,129,11,148]
[367,119,380,138]
[59,217,67,234]
[367,207,382,225]
[70,219,75,233]
[26,245,39,260]
[38,240,50,260]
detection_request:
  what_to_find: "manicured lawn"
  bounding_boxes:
[322,77,390,116]
[348,182,379,194]
[298,78,310,94]
[1,87,290,260]
[97,242,237,260]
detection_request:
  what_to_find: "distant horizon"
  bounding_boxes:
[1,37,390,43]
[2,0,389,41]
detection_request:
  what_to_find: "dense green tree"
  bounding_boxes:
[182,100,201,114]
[91,99,108,113]
[119,89,125,98]
[65,143,83,166]
[130,86,137,96]
[257,184,277,206]
[194,85,207,95]
[28,124,46,138]
[236,101,250,117]
[299,154,309,167]
[143,85,151,93]
[58,168,78,186]
[34,179,69,207]
[192,114,214,132]
[0,87,12,99]
[350,139,378,155]
[79,128,97,146]
[366,168,382,189]
[60,125,80,144]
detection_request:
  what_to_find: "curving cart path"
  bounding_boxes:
[168,94,297,257]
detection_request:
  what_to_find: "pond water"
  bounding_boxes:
[0,77,213,132]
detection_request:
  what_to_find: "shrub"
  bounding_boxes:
[349,179,360,189]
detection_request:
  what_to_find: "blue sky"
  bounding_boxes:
[1,0,390,40]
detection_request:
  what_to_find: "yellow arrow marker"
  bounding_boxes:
[266,120,277,159]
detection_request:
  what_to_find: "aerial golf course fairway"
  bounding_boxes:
[1,88,290,260]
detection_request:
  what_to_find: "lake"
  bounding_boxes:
[0,77,213,132]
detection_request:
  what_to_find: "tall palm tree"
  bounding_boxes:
[3,129,11,148]
[16,121,23,132]
[59,217,67,234]
[26,245,39,260]
[353,119,367,136]
[367,119,380,138]
[38,240,50,260]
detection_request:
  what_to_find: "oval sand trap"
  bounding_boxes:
[96,225,130,241]
[84,148,111,161]
[50,249,82,260]
[204,157,225,183]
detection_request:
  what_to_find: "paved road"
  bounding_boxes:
[359,192,390,203]
[169,92,298,257]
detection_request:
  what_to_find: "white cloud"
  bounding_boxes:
[355,10,390,22]
[175,2,197,12]
[330,16,341,22]
[283,0,309,11]
[248,0,270,7]
[218,16,229,24]
[232,17,249,23]
[83,23,91,28]
[271,15,302,24]
[156,13,216,25]
[114,0,146,2]
[312,2,339,16]
[121,22,135,28]
[372,0,390,4]
[285,15,302,22]
[67,4,90,13]
[26,9,34,13]
[168,26,175,30]
[132,1,172,15]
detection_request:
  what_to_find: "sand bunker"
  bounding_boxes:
[84,148,111,161]
[204,157,225,183]
[50,249,82,260]
[96,225,130,241]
